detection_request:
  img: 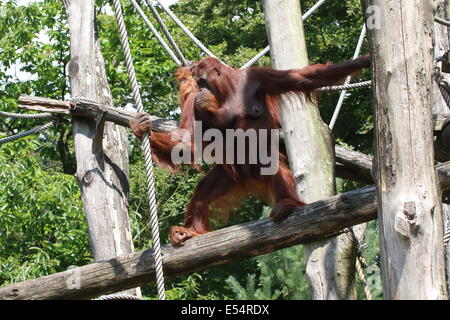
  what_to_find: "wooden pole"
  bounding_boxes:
[62,0,140,297]
[363,0,448,299]
[263,0,359,299]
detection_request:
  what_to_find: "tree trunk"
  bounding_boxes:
[63,0,140,297]
[363,0,448,299]
[263,0,359,299]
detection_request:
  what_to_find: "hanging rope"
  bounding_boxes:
[130,0,182,66]
[328,24,367,130]
[355,255,373,300]
[144,0,188,66]
[155,0,218,59]
[345,228,373,300]
[112,0,166,301]
[241,0,328,68]
[0,121,55,145]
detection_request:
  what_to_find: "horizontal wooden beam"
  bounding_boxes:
[18,95,177,133]
[18,95,450,186]
[335,145,373,185]
[335,145,450,203]
[0,185,378,300]
[1,163,449,300]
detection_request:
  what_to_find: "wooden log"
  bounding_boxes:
[363,0,448,299]
[63,0,140,297]
[0,185,378,300]
[18,95,178,133]
[264,0,359,300]
[18,95,73,114]
[2,164,450,300]
[335,145,373,185]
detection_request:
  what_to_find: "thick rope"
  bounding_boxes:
[144,0,188,66]
[95,293,143,300]
[355,255,373,300]
[344,227,373,300]
[155,0,217,59]
[435,16,450,28]
[112,0,166,301]
[436,78,450,109]
[444,215,450,245]
[0,121,55,145]
[130,0,181,66]
[329,24,367,130]
[317,80,372,92]
[241,0,328,68]
[0,111,53,119]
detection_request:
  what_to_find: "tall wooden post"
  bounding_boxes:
[264,0,359,299]
[363,0,448,299]
[63,0,140,297]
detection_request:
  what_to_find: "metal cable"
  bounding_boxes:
[130,0,182,66]
[0,121,55,145]
[155,0,218,58]
[241,0,328,68]
[0,111,53,119]
[144,0,188,66]
[329,24,367,130]
[112,0,166,301]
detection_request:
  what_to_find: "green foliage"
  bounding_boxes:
[0,0,73,173]
[226,208,309,300]
[0,138,91,285]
